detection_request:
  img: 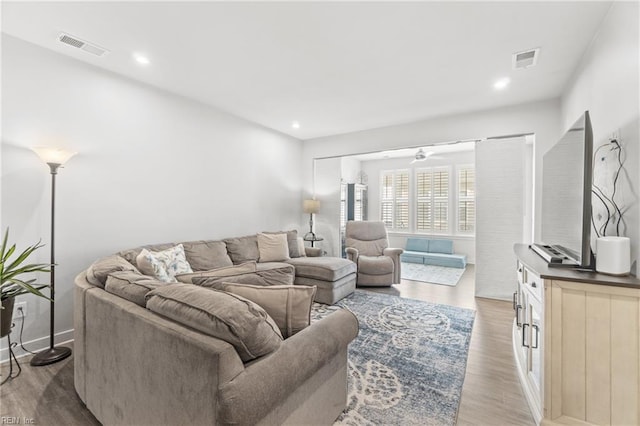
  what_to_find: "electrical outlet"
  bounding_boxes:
[12,302,27,321]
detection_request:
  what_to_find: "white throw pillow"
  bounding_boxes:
[136,244,193,283]
[297,237,307,257]
[257,233,290,263]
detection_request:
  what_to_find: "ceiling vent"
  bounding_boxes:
[58,33,109,57]
[512,48,539,70]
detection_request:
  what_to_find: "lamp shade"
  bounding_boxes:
[33,147,77,166]
[303,199,320,214]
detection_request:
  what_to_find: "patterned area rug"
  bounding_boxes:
[401,262,466,286]
[312,290,475,425]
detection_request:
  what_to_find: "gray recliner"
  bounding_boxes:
[344,221,403,287]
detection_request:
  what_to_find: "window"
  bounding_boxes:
[458,166,475,232]
[380,170,409,230]
[416,168,449,233]
[379,164,474,236]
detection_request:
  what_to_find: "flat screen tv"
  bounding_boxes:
[532,110,594,268]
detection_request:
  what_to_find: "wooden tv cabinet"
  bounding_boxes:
[513,244,640,425]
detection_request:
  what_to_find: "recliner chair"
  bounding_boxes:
[344,221,403,287]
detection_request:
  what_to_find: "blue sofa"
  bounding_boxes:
[400,238,466,269]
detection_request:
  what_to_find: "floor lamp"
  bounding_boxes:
[31,147,76,366]
[303,199,320,239]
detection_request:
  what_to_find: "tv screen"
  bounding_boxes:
[536,111,594,268]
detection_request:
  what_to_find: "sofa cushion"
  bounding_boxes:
[181,240,233,271]
[105,271,167,306]
[211,283,316,338]
[263,230,300,258]
[175,262,257,284]
[193,273,268,288]
[358,255,394,275]
[257,233,290,263]
[429,239,454,254]
[86,255,140,288]
[286,257,356,282]
[422,253,466,268]
[255,263,296,286]
[192,263,295,288]
[136,244,193,283]
[405,238,430,253]
[145,283,283,362]
[344,237,389,257]
[224,235,260,264]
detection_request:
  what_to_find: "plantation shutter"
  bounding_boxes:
[458,167,475,232]
[380,170,409,230]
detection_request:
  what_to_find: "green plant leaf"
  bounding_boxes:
[0,227,51,302]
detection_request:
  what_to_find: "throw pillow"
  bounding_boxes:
[257,233,290,263]
[175,261,257,284]
[86,255,140,288]
[136,244,193,283]
[296,237,307,257]
[193,273,268,288]
[145,283,283,362]
[223,235,260,264]
[212,283,317,338]
[105,271,167,307]
[181,240,233,271]
[263,230,300,258]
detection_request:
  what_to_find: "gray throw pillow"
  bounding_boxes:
[175,261,257,284]
[211,283,317,338]
[181,240,233,271]
[86,255,140,288]
[145,283,283,362]
[105,271,167,307]
[193,272,268,288]
[223,235,260,264]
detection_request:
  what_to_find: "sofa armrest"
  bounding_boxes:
[218,309,359,425]
[305,247,323,257]
[75,273,245,425]
[383,247,404,284]
[383,247,404,256]
[345,247,359,263]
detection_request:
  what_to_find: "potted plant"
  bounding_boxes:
[0,228,51,338]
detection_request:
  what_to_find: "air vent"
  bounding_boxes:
[58,33,109,57]
[512,48,539,70]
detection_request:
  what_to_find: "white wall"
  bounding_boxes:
[313,157,342,256]
[1,35,303,358]
[561,1,639,274]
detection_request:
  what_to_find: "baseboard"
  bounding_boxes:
[0,329,74,364]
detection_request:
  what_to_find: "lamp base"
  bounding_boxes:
[30,346,72,366]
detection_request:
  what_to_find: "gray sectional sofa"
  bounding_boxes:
[74,231,360,425]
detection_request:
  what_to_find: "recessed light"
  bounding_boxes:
[134,54,150,65]
[494,77,511,90]
[291,121,300,129]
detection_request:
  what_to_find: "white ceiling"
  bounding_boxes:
[2,1,612,140]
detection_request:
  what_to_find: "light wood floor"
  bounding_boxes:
[1,264,534,425]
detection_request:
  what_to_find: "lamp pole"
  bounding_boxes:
[31,148,75,367]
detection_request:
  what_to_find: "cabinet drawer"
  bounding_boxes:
[523,267,542,301]
[517,261,525,285]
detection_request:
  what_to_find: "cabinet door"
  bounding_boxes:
[528,296,542,396]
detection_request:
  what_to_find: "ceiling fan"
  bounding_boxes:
[410,148,435,164]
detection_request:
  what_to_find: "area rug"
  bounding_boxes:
[401,262,466,286]
[312,290,475,425]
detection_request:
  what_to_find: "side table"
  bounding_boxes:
[303,235,324,248]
